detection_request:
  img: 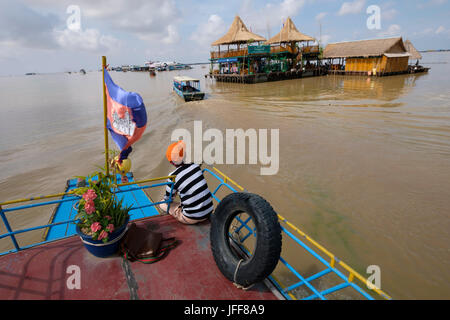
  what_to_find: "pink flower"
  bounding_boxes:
[105,216,112,221]
[98,230,108,241]
[82,189,97,202]
[106,224,115,233]
[84,200,96,214]
[90,222,101,233]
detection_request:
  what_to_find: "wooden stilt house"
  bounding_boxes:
[323,37,412,76]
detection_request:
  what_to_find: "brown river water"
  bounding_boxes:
[0,52,449,299]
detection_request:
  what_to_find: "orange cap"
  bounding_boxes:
[166,140,186,166]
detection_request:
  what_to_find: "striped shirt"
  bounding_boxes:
[164,163,213,220]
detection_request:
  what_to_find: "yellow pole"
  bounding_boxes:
[102,56,109,175]
[0,175,177,206]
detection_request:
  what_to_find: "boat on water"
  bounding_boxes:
[0,56,392,301]
[173,76,205,102]
[0,166,392,300]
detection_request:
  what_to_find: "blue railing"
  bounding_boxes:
[201,167,391,300]
[0,175,175,256]
[0,167,391,300]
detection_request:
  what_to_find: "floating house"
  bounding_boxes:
[404,39,430,74]
[404,39,422,62]
[323,37,412,76]
[209,16,323,83]
[265,17,319,77]
[210,15,267,82]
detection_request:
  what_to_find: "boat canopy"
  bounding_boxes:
[173,76,200,82]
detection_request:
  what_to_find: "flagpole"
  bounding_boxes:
[102,56,109,175]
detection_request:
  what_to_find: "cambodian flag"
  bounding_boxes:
[104,68,147,160]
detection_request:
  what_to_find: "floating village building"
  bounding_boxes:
[209,16,324,83]
[323,37,418,76]
[404,39,423,62]
[208,17,428,81]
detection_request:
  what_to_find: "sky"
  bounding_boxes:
[0,0,449,75]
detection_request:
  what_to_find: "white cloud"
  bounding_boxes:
[412,25,450,38]
[377,24,401,37]
[54,28,121,52]
[23,0,181,46]
[162,25,180,44]
[435,26,446,34]
[320,34,332,45]
[239,0,307,37]
[418,0,448,8]
[315,12,328,21]
[337,0,366,16]
[382,8,397,20]
[0,1,60,50]
[190,14,227,47]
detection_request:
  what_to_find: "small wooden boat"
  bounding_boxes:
[173,76,205,101]
[408,64,430,74]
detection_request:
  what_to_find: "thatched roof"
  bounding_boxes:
[404,40,422,60]
[266,17,315,44]
[323,37,409,58]
[211,16,266,46]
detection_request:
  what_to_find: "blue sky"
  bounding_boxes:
[0,0,449,75]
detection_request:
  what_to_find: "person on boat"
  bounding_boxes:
[159,140,213,224]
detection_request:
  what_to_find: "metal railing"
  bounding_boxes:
[0,175,175,256]
[301,45,320,54]
[0,167,392,300]
[210,45,299,60]
[202,167,392,300]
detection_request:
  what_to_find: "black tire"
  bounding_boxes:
[210,192,282,287]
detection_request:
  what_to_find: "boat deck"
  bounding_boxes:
[0,214,278,300]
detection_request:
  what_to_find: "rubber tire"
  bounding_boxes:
[210,192,282,287]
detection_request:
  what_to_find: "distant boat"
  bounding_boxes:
[173,76,205,102]
[80,69,86,75]
[25,73,36,76]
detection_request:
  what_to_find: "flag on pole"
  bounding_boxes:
[104,68,147,161]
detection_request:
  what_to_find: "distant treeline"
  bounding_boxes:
[419,49,450,52]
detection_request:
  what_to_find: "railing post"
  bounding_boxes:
[166,177,175,214]
[0,205,20,252]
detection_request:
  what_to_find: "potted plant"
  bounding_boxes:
[73,169,131,258]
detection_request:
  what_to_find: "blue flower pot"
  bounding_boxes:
[76,216,130,258]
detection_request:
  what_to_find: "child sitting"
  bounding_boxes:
[159,140,213,224]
